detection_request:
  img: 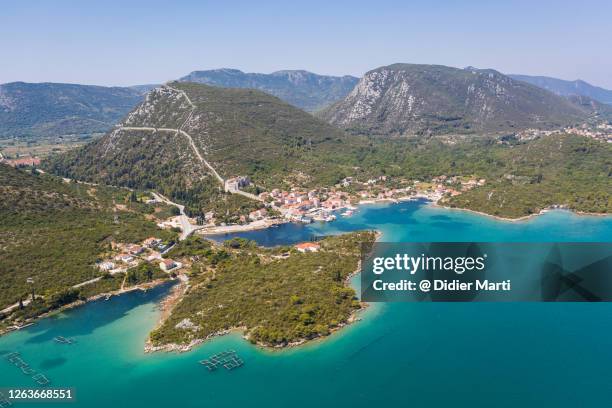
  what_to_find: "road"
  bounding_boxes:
[118,85,264,205]
[1,296,43,315]
[0,86,266,315]
[151,192,204,240]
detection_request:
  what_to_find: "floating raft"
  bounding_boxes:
[4,352,20,362]
[32,373,51,385]
[0,391,11,408]
[199,349,243,371]
[54,336,75,345]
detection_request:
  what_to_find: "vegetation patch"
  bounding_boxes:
[149,231,376,348]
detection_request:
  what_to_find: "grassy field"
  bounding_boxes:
[0,134,101,159]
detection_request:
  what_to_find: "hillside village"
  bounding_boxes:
[96,237,182,276]
[517,121,612,143]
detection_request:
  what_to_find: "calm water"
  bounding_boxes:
[1,200,612,407]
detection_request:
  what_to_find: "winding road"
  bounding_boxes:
[118,85,261,204]
[151,192,204,240]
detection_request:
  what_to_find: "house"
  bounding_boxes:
[225,176,250,191]
[4,156,41,167]
[160,259,177,272]
[294,242,321,253]
[249,208,268,221]
[146,251,161,262]
[127,244,144,255]
[98,261,115,271]
[115,253,134,263]
[143,237,161,248]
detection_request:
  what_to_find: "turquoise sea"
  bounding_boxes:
[1,199,612,407]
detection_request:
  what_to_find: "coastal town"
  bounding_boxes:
[151,172,487,237]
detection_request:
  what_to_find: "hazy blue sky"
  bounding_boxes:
[2,0,611,87]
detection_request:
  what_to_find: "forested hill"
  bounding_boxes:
[0,164,174,311]
[44,82,365,216]
[319,64,598,137]
[0,82,148,139]
[179,69,359,112]
[44,81,611,220]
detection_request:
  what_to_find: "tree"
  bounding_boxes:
[127,270,138,285]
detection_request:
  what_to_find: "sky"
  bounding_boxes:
[1,0,611,88]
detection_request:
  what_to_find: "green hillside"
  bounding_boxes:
[0,164,176,312]
[0,82,146,139]
[149,232,376,348]
[45,82,366,217]
[44,82,610,220]
[443,135,612,217]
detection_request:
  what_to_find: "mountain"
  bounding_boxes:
[45,82,362,216]
[318,64,595,137]
[0,82,150,139]
[178,69,359,112]
[45,81,611,220]
[509,74,612,105]
[128,84,160,94]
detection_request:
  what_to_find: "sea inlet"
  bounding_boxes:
[1,199,611,407]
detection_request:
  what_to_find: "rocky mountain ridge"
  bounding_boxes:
[179,68,358,112]
[319,64,598,137]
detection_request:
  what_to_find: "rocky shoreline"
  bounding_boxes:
[144,261,370,353]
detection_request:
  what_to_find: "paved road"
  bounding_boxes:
[151,192,203,240]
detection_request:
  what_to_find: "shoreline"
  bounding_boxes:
[144,260,371,353]
[197,218,287,235]
[0,278,175,338]
[3,198,607,344]
[358,194,609,222]
[433,201,610,223]
[144,304,368,354]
